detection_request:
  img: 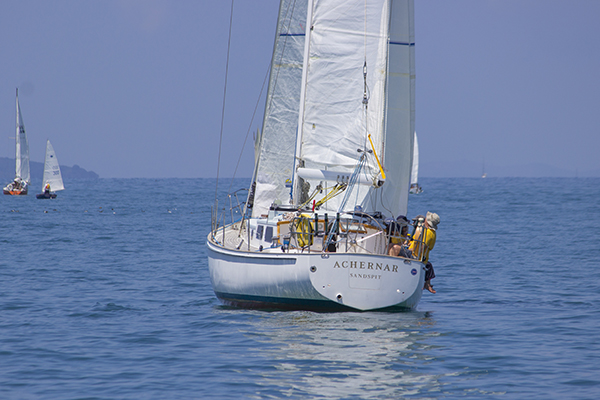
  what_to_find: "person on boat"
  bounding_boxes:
[44,183,51,195]
[409,211,440,294]
[387,215,412,258]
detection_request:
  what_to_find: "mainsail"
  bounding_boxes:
[252,0,415,218]
[15,89,30,183]
[41,140,65,192]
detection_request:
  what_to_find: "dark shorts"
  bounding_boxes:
[425,262,435,281]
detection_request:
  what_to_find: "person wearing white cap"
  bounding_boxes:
[409,211,440,293]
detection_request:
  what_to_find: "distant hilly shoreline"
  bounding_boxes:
[0,157,98,180]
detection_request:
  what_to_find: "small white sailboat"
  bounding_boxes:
[409,131,423,194]
[36,140,64,199]
[3,88,30,195]
[208,0,432,311]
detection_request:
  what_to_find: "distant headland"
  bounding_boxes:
[0,157,99,180]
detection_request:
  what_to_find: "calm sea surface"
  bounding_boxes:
[1,177,599,399]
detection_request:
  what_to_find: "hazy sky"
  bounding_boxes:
[1,1,599,178]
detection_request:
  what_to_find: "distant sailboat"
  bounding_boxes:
[3,89,30,195]
[36,140,65,199]
[481,159,487,178]
[409,132,422,194]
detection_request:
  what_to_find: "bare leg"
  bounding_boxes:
[388,244,401,257]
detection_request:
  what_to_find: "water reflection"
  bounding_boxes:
[230,309,451,399]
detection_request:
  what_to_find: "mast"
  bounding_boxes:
[291,0,315,204]
[42,139,49,190]
[14,88,20,180]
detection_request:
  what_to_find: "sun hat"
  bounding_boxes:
[426,211,440,231]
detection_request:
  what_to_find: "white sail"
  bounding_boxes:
[380,0,415,213]
[41,140,64,192]
[15,89,30,183]
[251,0,308,217]
[288,0,414,216]
[410,131,419,187]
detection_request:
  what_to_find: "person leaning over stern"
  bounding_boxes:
[409,211,440,294]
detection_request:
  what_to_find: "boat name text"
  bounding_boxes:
[349,273,381,280]
[333,260,398,272]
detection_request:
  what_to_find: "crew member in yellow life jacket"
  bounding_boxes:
[387,215,411,257]
[409,211,440,293]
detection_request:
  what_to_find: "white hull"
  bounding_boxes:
[207,232,425,311]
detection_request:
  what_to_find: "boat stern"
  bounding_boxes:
[308,253,425,311]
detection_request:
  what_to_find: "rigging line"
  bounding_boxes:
[227,60,271,194]
[214,0,235,212]
[315,183,347,208]
[299,182,322,208]
[299,181,348,209]
[299,183,329,208]
[338,154,366,212]
[361,0,370,164]
[364,0,367,63]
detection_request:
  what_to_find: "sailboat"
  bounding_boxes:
[3,88,30,195]
[409,131,423,194]
[36,140,64,199]
[207,0,429,311]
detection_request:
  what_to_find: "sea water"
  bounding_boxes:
[1,177,599,399]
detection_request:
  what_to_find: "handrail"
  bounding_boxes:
[212,195,428,262]
[211,187,250,234]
